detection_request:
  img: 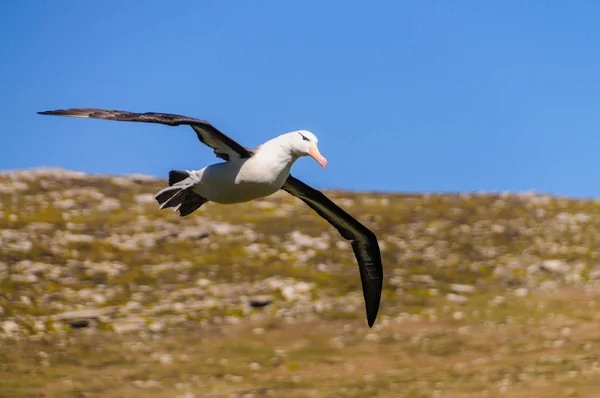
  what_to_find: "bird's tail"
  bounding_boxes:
[154,170,208,217]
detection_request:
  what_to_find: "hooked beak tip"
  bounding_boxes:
[309,145,327,168]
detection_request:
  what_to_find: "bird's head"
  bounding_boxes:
[285,130,328,168]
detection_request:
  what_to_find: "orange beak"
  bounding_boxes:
[308,144,328,168]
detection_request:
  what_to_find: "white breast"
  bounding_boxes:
[191,154,293,204]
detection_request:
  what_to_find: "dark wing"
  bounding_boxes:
[37,108,253,160]
[281,175,383,327]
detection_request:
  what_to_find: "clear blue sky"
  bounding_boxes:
[3,1,600,197]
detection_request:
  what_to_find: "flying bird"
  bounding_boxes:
[38,108,384,327]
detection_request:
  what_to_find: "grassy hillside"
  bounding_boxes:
[2,168,600,397]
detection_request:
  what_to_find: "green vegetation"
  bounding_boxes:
[2,168,600,397]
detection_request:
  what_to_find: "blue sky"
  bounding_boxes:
[2,1,600,197]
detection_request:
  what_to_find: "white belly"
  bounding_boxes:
[191,157,291,204]
[196,178,283,204]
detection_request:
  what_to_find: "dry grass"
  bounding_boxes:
[3,169,600,397]
[2,289,600,397]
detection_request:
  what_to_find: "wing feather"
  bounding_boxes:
[281,175,383,327]
[37,108,253,160]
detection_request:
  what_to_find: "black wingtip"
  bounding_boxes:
[38,109,67,116]
[366,297,381,328]
[363,271,383,328]
[368,313,376,327]
[38,110,65,116]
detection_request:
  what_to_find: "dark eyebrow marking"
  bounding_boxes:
[299,132,310,141]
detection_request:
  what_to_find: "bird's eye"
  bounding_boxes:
[299,133,310,142]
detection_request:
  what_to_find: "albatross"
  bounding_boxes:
[38,108,384,327]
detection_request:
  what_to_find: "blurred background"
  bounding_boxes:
[4,1,600,196]
[3,1,600,397]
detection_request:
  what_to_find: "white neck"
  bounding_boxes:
[255,135,300,167]
[243,135,301,185]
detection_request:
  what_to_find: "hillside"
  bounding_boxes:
[2,168,600,397]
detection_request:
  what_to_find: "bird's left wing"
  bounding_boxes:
[281,175,383,327]
[38,108,254,161]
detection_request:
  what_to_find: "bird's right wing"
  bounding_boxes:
[38,108,254,161]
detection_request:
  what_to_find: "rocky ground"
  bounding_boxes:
[2,168,600,397]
